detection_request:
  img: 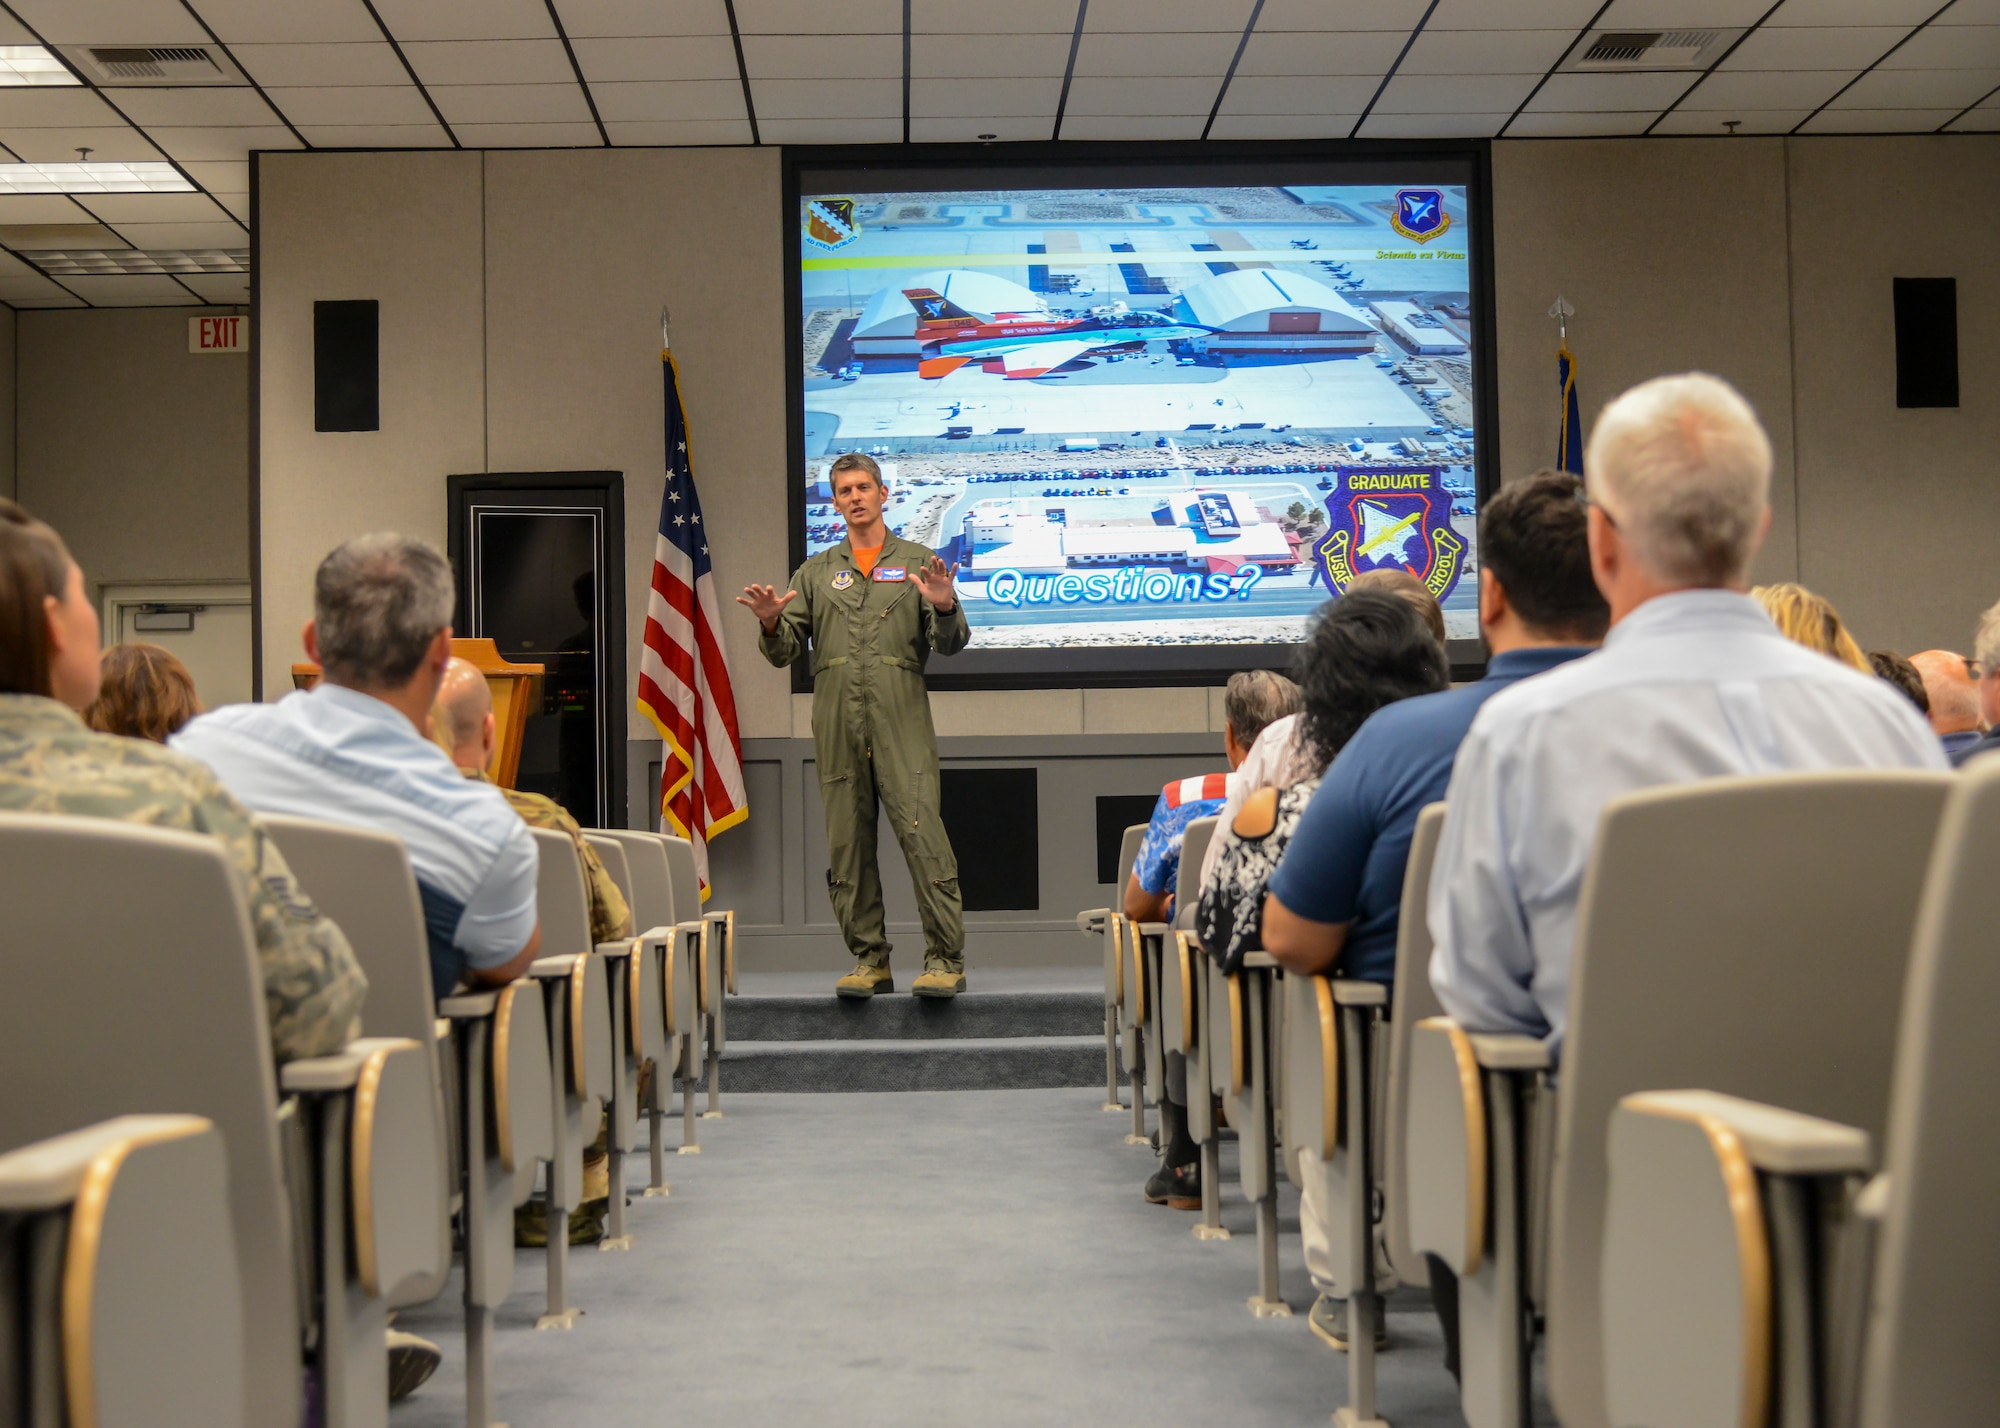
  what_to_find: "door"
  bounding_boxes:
[99,582,254,710]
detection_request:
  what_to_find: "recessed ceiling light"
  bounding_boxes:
[32,249,248,275]
[0,46,78,87]
[0,162,192,194]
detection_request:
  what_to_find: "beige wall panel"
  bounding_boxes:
[480,148,789,738]
[0,305,14,501]
[1083,685,1211,734]
[18,308,247,596]
[1786,136,2000,655]
[1490,138,1799,584]
[255,150,485,695]
[931,687,1083,737]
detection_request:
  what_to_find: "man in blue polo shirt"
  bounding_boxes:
[1263,470,1607,1356]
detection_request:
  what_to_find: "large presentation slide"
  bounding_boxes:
[793,165,1486,678]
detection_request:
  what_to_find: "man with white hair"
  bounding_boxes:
[1909,648,1983,759]
[1428,374,1945,1060]
[1941,607,2000,765]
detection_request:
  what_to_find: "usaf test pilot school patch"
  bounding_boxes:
[1314,465,1466,604]
[872,566,906,582]
[831,569,854,590]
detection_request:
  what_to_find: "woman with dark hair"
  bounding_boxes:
[85,642,202,742]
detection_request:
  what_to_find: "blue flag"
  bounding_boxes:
[1557,345,1583,475]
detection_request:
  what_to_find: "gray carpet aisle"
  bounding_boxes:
[390,1086,1557,1426]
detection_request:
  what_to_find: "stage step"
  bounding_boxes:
[725,988,1099,1042]
[720,1035,1115,1093]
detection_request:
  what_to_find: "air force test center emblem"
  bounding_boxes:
[1314,467,1467,604]
[1390,188,1451,244]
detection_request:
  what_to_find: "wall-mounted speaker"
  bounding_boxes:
[1894,278,1958,410]
[314,299,379,431]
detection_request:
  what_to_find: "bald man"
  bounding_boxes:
[1910,649,1983,759]
[434,658,631,946]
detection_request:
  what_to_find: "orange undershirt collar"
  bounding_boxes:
[851,543,883,578]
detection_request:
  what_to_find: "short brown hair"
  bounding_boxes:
[1345,567,1445,643]
[828,452,885,490]
[0,498,75,697]
[1480,470,1609,642]
[84,643,201,743]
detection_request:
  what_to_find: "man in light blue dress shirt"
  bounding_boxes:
[1428,374,1946,1062]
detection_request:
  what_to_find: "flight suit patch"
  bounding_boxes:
[872,566,906,582]
[831,569,854,590]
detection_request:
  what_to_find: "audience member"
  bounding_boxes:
[1751,581,1869,670]
[1910,648,1984,759]
[174,533,542,998]
[435,657,630,945]
[0,499,364,1063]
[1868,650,1928,716]
[1126,668,1296,1211]
[1263,471,1606,1356]
[1348,565,1448,642]
[1947,603,2000,765]
[84,642,201,742]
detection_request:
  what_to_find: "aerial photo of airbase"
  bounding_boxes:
[797,184,1481,647]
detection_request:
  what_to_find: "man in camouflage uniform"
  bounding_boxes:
[740,451,970,999]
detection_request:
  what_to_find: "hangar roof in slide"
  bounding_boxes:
[853,270,1049,339]
[1177,269,1373,334]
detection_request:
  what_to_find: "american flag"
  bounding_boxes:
[636,352,747,895]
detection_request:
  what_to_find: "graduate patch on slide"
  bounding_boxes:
[872,566,906,582]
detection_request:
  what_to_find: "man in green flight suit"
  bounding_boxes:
[740,452,970,999]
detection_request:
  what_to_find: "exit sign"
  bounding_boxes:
[189,315,248,353]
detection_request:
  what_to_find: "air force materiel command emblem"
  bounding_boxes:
[1390,188,1451,244]
[1314,467,1466,604]
[831,569,854,591]
[804,197,860,251]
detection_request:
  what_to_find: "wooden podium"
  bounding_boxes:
[288,637,544,788]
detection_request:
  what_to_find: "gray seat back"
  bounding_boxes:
[0,813,299,1428]
[1860,758,2000,1427]
[530,827,595,957]
[1116,822,1145,897]
[1384,802,1447,1281]
[581,832,634,913]
[592,829,676,931]
[661,834,702,928]
[1173,815,1217,932]
[1547,772,1952,1428]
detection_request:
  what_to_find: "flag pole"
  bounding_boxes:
[1549,295,1581,476]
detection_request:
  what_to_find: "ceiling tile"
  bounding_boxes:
[189,0,385,45]
[0,127,162,162]
[447,121,604,145]
[427,83,594,124]
[732,0,902,34]
[741,34,901,78]
[296,123,451,147]
[908,115,1053,140]
[570,36,742,81]
[92,88,282,128]
[1765,0,1942,24]
[0,194,90,221]
[1086,0,1253,30]
[1428,0,1603,26]
[1232,30,1409,76]
[368,0,554,42]
[1597,0,1776,25]
[1675,69,1846,108]
[1218,76,1382,115]
[1398,29,1581,74]
[913,0,1082,34]
[1061,77,1214,116]
[554,0,734,38]
[96,220,247,246]
[912,34,1074,75]
[147,126,302,161]
[1940,0,2000,22]
[1945,104,2000,128]
[1374,73,1539,112]
[401,38,578,85]
[1527,71,1704,110]
[178,159,249,194]
[175,271,251,303]
[0,247,37,277]
[1650,107,1811,132]
[1722,27,1909,70]
[587,80,747,122]
[754,116,902,140]
[752,78,900,119]
[1357,110,1512,136]
[0,90,126,127]
[910,76,1065,116]
[227,42,415,88]
[1206,113,1360,139]
[1057,113,1208,138]
[260,86,440,126]
[1800,106,1962,131]
[1256,0,1430,29]
[600,118,753,143]
[1505,110,1659,135]
[71,191,226,222]
[10,0,207,46]
[1832,67,2000,108]
[1073,31,1242,77]
[212,191,248,220]
[50,273,202,305]
[0,273,85,306]
[1880,25,2000,68]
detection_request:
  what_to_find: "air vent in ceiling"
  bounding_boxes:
[58,44,247,86]
[1561,27,1741,72]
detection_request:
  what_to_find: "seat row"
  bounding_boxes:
[0,811,735,1428]
[1080,762,2000,1428]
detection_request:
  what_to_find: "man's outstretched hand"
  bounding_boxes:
[737,583,797,631]
[913,556,959,611]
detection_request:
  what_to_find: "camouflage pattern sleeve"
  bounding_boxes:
[188,776,368,1062]
[580,833,633,944]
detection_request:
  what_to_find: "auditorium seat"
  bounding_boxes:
[660,833,733,1118]
[0,813,440,1428]
[1407,771,1951,1428]
[0,1115,242,1428]
[583,830,637,910]
[1381,803,1447,1288]
[1073,820,1145,1118]
[1602,758,2000,1428]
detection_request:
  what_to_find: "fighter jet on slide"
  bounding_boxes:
[1357,500,1422,569]
[903,287,1214,379]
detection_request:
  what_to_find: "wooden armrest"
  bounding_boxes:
[1468,1032,1551,1071]
[439,991,501,1018]
[1622,1091,1871,1176]
[434,1018,451,1042]
[1241,951,1278,970]
[0,1115,211,1211]
[1331,979,1387,1008]
[529,954,581,978]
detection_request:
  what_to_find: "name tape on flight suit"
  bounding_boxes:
[872,566,906,582]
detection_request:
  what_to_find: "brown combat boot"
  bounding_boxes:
[912,956,966,999]
[836,961,894,998]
